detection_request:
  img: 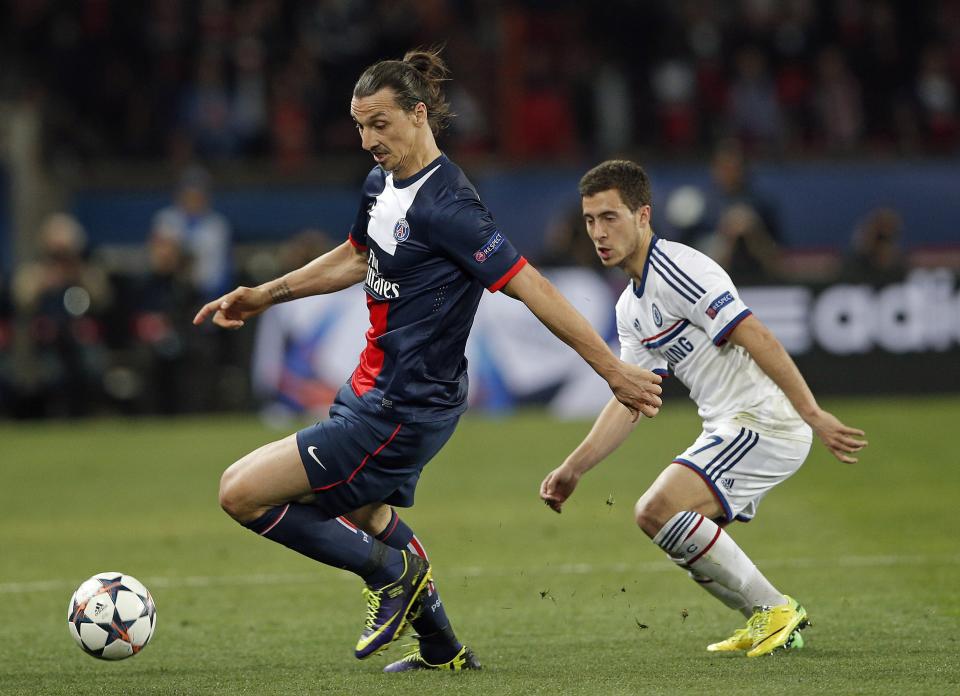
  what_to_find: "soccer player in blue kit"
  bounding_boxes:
[193,49,663,671]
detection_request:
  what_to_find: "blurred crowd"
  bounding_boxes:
[1,0,953,418]
[0,157,913,419]
[3,0,959,170]
[0,169,249,418]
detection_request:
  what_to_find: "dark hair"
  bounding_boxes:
[353,47,453,135]
[578,160,652,212]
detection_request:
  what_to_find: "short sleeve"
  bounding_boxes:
[430,193,526,292]
[616,296,669,375]
[347,197,370,251]
[348,168,387,250]
[684,261,752,345]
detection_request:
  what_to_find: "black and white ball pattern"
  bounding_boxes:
[67,572,157,660]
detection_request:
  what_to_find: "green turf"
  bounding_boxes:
[2,396,959,695]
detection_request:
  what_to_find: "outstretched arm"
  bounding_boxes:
[194,240,368,329]
[540,396,638,512]
[727,314,867,463]
[502,263,662,419]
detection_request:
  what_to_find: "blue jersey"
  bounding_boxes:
[346,154,526,422]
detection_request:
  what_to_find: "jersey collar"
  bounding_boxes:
[631,233,659,298]
[392,154,447,189]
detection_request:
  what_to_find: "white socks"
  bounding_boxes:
[654,511,785,610]
[668,554,753,617]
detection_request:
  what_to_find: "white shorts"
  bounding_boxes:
[673,422,812,523]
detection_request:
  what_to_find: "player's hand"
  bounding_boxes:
[807,409,867,464]
[193,286,271,329]
[540,464,582,514]
[607,362,662,421]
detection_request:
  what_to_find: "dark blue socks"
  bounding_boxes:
[375,508,461,662]
[244,504,404,587]
[244,503,461,663]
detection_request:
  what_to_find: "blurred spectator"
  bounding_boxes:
[179,50,236,158]
[651,58,699,152]
[726,46,785,153]
[539,205,602,270]
[441,31,495,155]
[269,50,318,171]
[852,0,911,150]
[841,207,907,285]
[699,140,783,284]
[706,204,782,285]
[769,1,816,146]
[121,227,199,414]
[11,214,112,417]
[151,165,233,300]
[231,35,270,156]
[915,43,958,151]
[506,48,577,159]
[592,59,634,156]
[813,46,864,153]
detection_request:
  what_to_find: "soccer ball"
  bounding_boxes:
[67,572,157,660]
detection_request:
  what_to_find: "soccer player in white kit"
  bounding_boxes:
[540,160,867,657]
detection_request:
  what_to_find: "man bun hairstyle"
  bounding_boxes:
[579,160,652,212]
[353,46,453,135]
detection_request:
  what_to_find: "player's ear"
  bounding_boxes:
[637,204,652,226]
[413,101,428,127]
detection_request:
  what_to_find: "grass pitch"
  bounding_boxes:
[2,396,958,695]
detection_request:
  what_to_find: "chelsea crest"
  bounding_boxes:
[652,303,663,327]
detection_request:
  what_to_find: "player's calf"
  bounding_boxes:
[652,511,787,609]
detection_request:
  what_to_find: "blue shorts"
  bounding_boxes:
[295,385,459,519]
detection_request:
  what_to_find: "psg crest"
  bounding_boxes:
[393,218,411,242]
[652,303,663,327]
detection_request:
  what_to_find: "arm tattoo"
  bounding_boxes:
[269,281,294,304]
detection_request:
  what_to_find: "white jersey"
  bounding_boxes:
[617,236,810,441]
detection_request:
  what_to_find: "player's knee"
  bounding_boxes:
[218,464,253,522]
[634,497,669,538]
[345,503,391,535]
